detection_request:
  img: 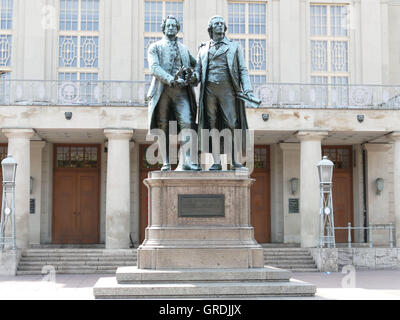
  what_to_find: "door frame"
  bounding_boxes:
[52,143,101,244]
[322,145,354,242]
[250,145,271,243]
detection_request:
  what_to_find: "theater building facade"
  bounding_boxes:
[1,0,400,249]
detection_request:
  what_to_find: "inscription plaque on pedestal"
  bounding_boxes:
[178,194,225,217]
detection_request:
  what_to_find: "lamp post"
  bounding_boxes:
[317,156,335,248]
[0,155,17,250]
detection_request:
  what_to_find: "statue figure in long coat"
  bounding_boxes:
[147,15,200,171]
[193,15,260,170]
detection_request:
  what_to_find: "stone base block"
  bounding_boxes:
[0,250,21,276]
[138,247,264,269]
[116,266,291,283]
[93,267,316,299]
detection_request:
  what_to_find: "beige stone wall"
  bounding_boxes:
[5,0,399,85]
[352,144,365,243]
[29,141,45,245]
[389,0,400,84]
[130,142,140,244]
[40,142,53,244]
[364,144,395,245]
[280,143,301,243]
[270,144,283,242]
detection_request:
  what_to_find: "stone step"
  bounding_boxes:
[265,261,316,267]
[263,248,310,252]
[93,276,316,299]
[17,269,116,275]
[18,260,136,267]
[266,264,318,269]
[17,265,119,271]
[116,266,292,283]
[264,255,314,260]
[264,251,311,256]
[286,268,319,272]
[21,252,137,257]
[22,248,136,252]
[264,257,314,263]
[18,249,138,274]
[19,256,137,262]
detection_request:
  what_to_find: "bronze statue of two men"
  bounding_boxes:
[147,15,260,171]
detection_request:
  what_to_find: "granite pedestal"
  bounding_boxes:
[93,171,316,298]
[138,171,263,269]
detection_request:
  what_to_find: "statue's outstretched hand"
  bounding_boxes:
[188,73,198,86]
[172,78,186,88]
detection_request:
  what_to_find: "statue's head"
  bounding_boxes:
[161,15,181,37]
[207,15,227,39]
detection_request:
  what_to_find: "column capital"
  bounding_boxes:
[297,131,328,142]
[3,128,35,139]
[280,143,300,151]
[104,128,134,140]
[388,132,400,142]
[363,143,392,152]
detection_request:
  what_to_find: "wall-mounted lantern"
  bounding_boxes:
[289,177,299,195]
[376,178,384,195]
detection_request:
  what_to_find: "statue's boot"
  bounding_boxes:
[231,134,248,171]
[209,163,222,171]
[176,135,201,171]
[161,162,171,171]
[159,125,171,171]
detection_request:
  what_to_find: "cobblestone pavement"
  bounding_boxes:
[0,271,399,300]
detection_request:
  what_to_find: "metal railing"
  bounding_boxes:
[252,83,400,109]
[1,79,400,109]
[334,223,395,248]
[0,79,148,106]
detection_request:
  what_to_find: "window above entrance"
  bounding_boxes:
[56,145,98,168]
[0,144,7,165]
[322,146,352,170]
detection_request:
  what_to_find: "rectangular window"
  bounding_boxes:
[310,4,349,84]
[0,0,12,73]
[0,0,13,30]
[58,0,99,103]
[0,34,11,66]
[58,72,77,81]
[56,145,99,169]
[228,1,267,87]
[228,3,245,34]
[59,36,78,68]
[81,0,99,31]
[80,36,99,68]
[144,1,163,32]
[60,0,79,31]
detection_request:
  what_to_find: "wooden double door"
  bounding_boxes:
[322,146,354,243]
[52,144,100,244]
[138,144,271,244]
[250,145,271,243]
